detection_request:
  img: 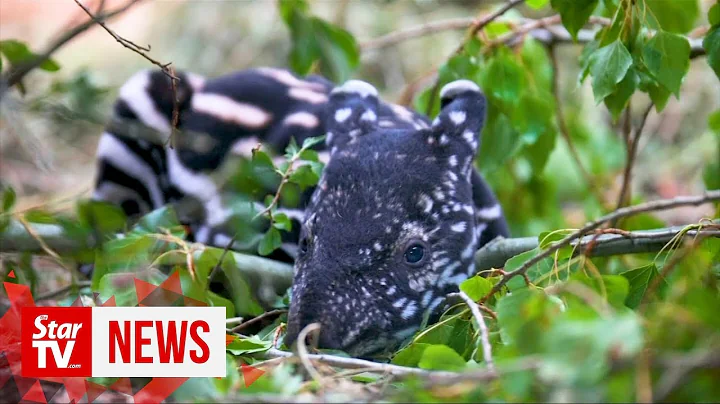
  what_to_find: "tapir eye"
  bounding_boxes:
[404,242,427,265]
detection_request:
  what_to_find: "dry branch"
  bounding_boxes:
[1,0,145,95]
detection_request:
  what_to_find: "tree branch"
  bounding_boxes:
[72,0,178,81]
[480,192,720,302]
[1,0,145,94]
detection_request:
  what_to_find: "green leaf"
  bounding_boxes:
[588,40,633,103]
[133,206,181,234]
[459,276,493,301]
[417,344,467,371]
[621,264,659,308]
[251,149,275,169]
[513,93,553,145]
[76,200,127,235]
[603,67,639,120]
[272,212,293,231]
[644,0,699,34]
[481,50,526,110]
[226,335,272,355]
[710,2,720,26]
[704,26,720,82]
[2,187,16,212]
[301,135,326,150]
[0,40,60,72]
[550,0,599,40]
[527,0,549,10]
[258,227,282,256]
[288,164,320,188]
[391,343,431,367]
[643,31,690,96]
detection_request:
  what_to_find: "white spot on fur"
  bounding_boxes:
[476,204,502,221]
[449,155,458,167]
[393,298,407,308]
[360,109,377,122]
[451,221,467,233]
[335,108,352,123]
[463,130,477,145]
[401,301,417,319]
[449,110,466,125]
[387,286,397,295]
[418,193,434,214]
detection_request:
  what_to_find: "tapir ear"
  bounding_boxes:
[325,80,380,152]
[430,80,487,154]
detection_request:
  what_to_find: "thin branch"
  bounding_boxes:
[1,0,145,93]
[481,191,720,302]
[448,291,496,373]
[229,309,287,334]
[72,0,178,81]
[296,323,324,383]
[362,17,478,51]
[613,102,655,224]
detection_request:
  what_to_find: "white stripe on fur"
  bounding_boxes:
[192,93,272,129]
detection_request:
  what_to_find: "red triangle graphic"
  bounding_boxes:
[7,270,15,278]
[133,377,188,403]
[109,377,133,395]
[134,279,157,303]
[101,295,117,307]
[70,296,84,307]
[241,363,265,387]
[22,380,47,403]
[84,380,107,403]
[4,282,32,305]
[160,270,183,295]
[62,377,86,402]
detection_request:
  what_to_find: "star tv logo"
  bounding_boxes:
[21,306,226,378]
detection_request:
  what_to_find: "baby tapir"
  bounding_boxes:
[89,68,508,355]
[284,80,509,356]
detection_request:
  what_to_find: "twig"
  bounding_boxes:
[35,280,92,302]
[296,323,324,383]
[613,102,655,224]
[1,0,144,93]
[362,17,478,51]
[480,191,720,302]
[229,309,287,334]
[72,0,178,81]
[550,45,606,206]
[448,291,496,373]
[208,232,239,287]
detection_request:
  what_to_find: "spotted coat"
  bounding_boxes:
[91,68,509,356]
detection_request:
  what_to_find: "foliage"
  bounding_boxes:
[1,0,719,402]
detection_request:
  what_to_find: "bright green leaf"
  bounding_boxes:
[258,227,282,256]
[273,212,292,231]
[226,335,272,355]
[589,40,633,103]
[622,264,659,308]
[2,187,16,212]
[704,26,720,81]
[604,67,639,120]
[459,276,493,301]
[417,344,466,371]
[527,0,549,9]
[644,0,700,34]
[643,31,691,96]
[550,0,600,40]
